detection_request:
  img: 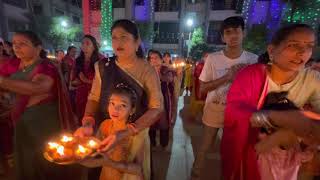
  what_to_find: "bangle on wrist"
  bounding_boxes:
[82,115,95,127]
[254,111,276,129]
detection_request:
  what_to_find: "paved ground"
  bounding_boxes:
[152,94,222,180]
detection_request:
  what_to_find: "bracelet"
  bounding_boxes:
[254,111,276,129]
[127,123,138,135]
[82,116,95,127]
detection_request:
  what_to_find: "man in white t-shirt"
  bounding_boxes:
[191,16,258,179]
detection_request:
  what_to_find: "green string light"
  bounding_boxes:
[283,0,319,28]
[101,0,112,50]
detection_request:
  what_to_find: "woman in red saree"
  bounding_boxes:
[71,35,105,121]
[148,50,175,149]
[0,31,82,180]
[0,42,14,176]
[221,24,320,180]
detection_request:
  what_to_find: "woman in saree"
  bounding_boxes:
[74,19,163,179]
[0,42,14,176]
[221,24,320,180]
[71,35,105,121]
[148,50,175,149]
[0,31,83,180]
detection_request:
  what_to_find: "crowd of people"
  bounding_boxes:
[0,16,319,180]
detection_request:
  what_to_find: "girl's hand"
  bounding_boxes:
[98,130,128,152]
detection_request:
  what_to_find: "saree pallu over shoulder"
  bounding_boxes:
[8,59,77,131]
[221,64,267,180]
[97,57,148,124]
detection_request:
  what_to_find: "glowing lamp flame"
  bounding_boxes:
[57,146,65,156]
[78,145,86,153]
[61,135,73,142]
[88,140,97,148]
[48,142,59,149]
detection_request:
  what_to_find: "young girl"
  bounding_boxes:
[81,84,150,180]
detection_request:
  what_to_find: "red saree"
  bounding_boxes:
[0,58,77,130]
[73,62,95,120]
[221,64,267,180]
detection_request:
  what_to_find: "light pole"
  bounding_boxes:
[61,20,68,28]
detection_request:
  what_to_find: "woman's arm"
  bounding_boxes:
[0,74,54,96]
[268,110,320,141]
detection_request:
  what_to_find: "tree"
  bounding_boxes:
[189,27,209,61]
[282,0,319,28]
[243,24,268,55]
[29,15,81,50]
[48,17,81,49]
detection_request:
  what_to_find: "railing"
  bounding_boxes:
[153,33,179,44]
[154,0,180,12]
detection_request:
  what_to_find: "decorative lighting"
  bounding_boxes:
[101,0,113,48]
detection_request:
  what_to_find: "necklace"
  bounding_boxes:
[22,63,34,72]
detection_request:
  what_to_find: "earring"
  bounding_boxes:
[268,55,274,65]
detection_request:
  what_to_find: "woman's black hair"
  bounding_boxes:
[55,49,64,54]
[75,35,100,76]
[263,24,315,63]
[149,49,162,59]
[110,83,138,122]
[14,30,42,47]
[257,52,270,64]
[0,42,7,56]
[111,19,144,58]
[163,52,171,57]
[4,41,12,47]
[67,46,77,55]
[39,49,48,59]
[163,52,172,64]
[270,23,314,46]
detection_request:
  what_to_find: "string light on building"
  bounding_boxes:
[101,0,112,49]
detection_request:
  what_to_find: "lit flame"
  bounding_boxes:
[57,146,65,156]
[88,140,97,148]
[61,135,73,142]
[78,145,86,153]
[48,142,59,149]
